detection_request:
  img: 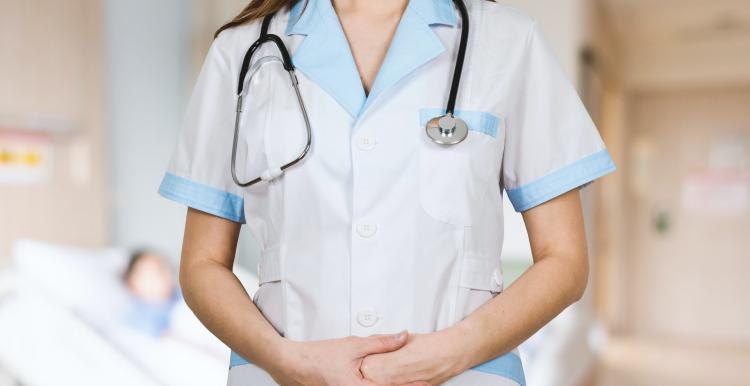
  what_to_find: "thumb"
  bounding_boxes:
[356,330,409,356]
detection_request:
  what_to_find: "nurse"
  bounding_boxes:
[158,0,616,385]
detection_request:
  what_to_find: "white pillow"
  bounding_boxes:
[11,239,132,330]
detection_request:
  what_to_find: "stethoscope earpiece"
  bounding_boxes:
[425,114,469,145]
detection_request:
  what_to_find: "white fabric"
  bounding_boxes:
[226,364,522,386]
[160,0,615,384]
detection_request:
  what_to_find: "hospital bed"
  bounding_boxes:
[0,239,258,386]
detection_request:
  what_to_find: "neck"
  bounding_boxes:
[331,0,409,15]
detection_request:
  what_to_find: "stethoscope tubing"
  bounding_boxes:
[231,0,470,187]
[231,14,312,187]
[446,0,469,116]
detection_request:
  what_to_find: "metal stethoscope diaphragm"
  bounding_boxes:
[231,0,471,187]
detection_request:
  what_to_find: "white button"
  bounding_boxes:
[357,308,379,327]
[356,222,378,238]
[356,136,377,151]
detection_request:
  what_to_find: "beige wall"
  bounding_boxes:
[614,4,750,91]
[624,88,750,343]
[584,0,630,333]
[191,0,248,79]
[0,0,108,262]
[595,87,750,386]
[590,2,750,385]
[502,0,587,82]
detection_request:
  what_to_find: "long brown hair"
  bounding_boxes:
[214,0,302,38]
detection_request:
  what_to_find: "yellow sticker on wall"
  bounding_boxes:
[0,131,53,185]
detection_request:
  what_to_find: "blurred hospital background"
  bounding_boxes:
[1,0,748,385]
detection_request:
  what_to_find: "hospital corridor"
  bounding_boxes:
[1,0,748,385]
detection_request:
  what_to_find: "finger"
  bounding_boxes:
[360,378,430,386]
[359,378,422,386]
[355,330,409,356]
[358,379,381,386]
[356,368,389,386]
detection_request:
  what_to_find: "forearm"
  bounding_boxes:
[448,252,587,371]
[180,258,287,372]
[356,252,587,385]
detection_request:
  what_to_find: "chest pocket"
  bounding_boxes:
[417,108,502,227]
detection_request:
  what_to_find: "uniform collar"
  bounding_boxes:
[286,0,457,35]
[283,0,458,121]
[408,0,459,27]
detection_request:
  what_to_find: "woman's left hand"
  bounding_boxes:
[359,329,468,386]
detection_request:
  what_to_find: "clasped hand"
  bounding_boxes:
[268,329,466,386]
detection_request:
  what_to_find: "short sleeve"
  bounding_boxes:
[502,20,616,212]
[157,36,246,223]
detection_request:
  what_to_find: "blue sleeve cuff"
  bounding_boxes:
[158,172,246,223]
[506,149,616,212]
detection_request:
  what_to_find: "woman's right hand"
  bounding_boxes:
[267,331,431,386]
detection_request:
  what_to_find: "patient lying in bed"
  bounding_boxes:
[122,249,181,338]
[0,240,234,386]
[119,248,227,361]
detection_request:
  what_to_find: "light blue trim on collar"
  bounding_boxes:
[287,0,366,117]
[356,4,447,122]
[507,149,617,212]
[230,349,525,385]
[471,351,526,386]
[285,0,457,120]
[419,108,501,138]
[286,0,456,35]
[158,172,246,223]
[410,0,458,26]
[285,0,313,36]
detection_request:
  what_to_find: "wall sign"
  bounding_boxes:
[0,130,53,185]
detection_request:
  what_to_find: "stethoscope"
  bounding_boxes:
[232,0,470,187]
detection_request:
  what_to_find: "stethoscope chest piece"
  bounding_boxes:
[425,114,468,145]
